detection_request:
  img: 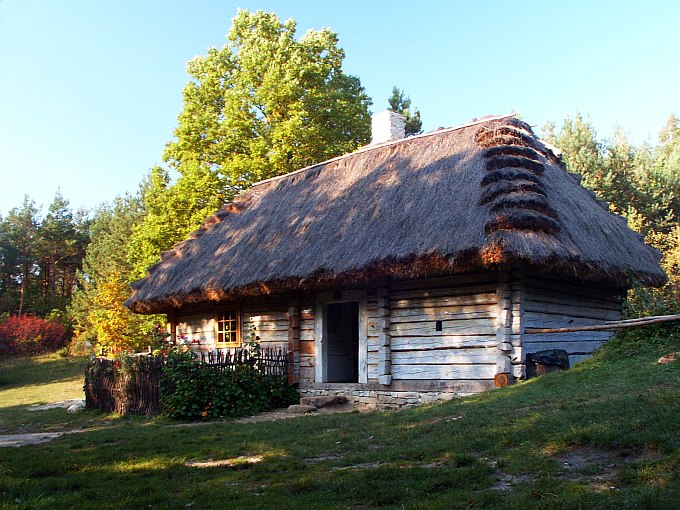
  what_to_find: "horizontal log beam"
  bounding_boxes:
[525,314,680,334]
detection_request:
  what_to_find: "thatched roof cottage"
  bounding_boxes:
[126,113,665,407]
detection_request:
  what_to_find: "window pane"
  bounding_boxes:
[216,307,240,345]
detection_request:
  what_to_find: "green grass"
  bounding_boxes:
[1,331,679,509]
[0,354,84,404]
[0,354,97,433]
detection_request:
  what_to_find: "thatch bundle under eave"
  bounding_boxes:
[126,116,666,314]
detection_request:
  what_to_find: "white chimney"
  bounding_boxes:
[371,110,405,144]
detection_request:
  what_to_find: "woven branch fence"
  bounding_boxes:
[198,347,288,376]
[84,347,288,416]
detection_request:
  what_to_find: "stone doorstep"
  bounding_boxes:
[299,395,348,409]
[297,387,466,410]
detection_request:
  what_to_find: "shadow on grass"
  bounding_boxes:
[2,406,679,510]
[1,340,680,509]
[0,355,87,388]
[0,402,126,435]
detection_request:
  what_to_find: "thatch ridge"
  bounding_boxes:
[126,116,666,314]
[250,113,517,191]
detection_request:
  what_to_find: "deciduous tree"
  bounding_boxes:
[164,9,372,197]
[69,195,157,353]
[128,163,226,280]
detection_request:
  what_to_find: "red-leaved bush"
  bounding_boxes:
[0,315,68,356]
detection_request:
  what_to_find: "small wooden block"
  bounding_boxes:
[494,373,514,387]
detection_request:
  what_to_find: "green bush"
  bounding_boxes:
[160,350,298,419]
[597,324,680,361]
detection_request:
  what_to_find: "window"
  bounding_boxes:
[215,306,241,347]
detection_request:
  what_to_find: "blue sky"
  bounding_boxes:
[1,0,679,217]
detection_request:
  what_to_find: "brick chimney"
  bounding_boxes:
[371,110,405,144]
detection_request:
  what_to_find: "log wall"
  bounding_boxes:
[522,275,623,365]
[175,312,215,346]
[299,305,316,384]
[172,271,624,409]
[385,273,499,385]
[174,299,289,351]
[242,299,289,349]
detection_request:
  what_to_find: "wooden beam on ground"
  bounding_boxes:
[524,314,680,334]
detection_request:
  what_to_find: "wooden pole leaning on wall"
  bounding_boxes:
[525,314,680,334]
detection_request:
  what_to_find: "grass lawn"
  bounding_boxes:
[1,332,679,509]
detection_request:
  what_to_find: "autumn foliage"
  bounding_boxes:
[87,271,154,354]
[0,315,68,355]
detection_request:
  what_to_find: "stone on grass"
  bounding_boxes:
[67,401,86,414]
[657,352,680,364]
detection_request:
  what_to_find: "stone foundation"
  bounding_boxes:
[298,384,479,409]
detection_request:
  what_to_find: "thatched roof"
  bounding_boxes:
[126,115,666,314]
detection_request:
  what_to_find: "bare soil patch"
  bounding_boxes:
[183,455,264,469]
[237,402,357,423]
[2,401,358,447]
[551,446,658,491]
[0,430,85,448]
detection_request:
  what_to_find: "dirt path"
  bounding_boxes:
[237,402,357,423]
[0,430,86,448]
[1,402,359,447]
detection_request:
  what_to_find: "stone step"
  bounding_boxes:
[299,395,348,409]
[286,404,318,415]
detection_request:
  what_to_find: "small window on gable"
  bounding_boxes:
[215,306,241,347]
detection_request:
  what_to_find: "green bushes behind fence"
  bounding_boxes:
[84,348,299,419]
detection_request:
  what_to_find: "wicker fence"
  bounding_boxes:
[198,347,288,376]
[84,355,164,415]
[84,347,289,416]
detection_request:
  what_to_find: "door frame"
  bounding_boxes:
[314,290,367,383]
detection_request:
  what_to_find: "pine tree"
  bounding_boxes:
[388,86,422,136]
